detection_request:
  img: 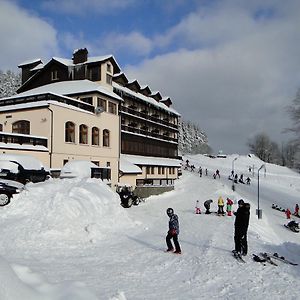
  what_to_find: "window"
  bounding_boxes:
[80,97,93,105]
[103,129,110,147]
[97,98,107,111]
[88,66,100,81]
[12,120,30,134]
[158,166,165,175]
[51,70,58,80]
[108,102,117,114]
[65,121,75,143]
[0,124,2,131]
[79,124,88,144]
[106,74,112,85]
[63,159,68,165]
[106,162,110,167]
[107,64,112,73]
[92,127,99,145]
[92,161,99,166]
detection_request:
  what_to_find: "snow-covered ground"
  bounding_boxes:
[0,154,300,300]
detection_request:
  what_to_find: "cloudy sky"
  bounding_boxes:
[1,0,300,154]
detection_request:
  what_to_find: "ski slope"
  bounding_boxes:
[0,154,299,299]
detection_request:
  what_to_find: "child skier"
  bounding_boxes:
[165,208,181,254]
[285,208,291,219]
[195,200,201,214]
[226,198,234,216]
[217,196,225,215]
[204,199,213,214]
[294,204,299,217]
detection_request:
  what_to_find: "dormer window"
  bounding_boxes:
[51,70,58,81]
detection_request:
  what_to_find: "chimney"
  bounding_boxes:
[72,48,88,64]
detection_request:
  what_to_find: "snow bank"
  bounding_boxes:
[0,178,134,248]
[0,255,99,300]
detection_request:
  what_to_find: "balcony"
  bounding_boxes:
[121,125,177,143]
[0,132,48,148]
[120,106,178,130]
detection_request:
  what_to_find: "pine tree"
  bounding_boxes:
[0,70,21,98]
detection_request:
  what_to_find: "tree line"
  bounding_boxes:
[248,90,300,170]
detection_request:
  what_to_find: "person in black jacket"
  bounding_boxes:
[233,199,250,256]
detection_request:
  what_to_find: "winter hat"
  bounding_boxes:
[238,199,244,205]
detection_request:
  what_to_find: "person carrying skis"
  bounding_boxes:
[204,199,213,214]
[226,198,234,216]
[195,200,201,214]
[217,196,225,215]
[233,199,250,256]
[165,208,181,254]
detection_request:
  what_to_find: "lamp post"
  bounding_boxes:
[232,157,238,191]
[257,164,266,219]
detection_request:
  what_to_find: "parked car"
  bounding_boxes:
[0,178,24,206]
[0,154,50,184]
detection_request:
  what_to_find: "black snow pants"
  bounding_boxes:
[166,232,181,252]
[234,227,248,255]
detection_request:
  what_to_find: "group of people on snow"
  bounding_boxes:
[166,198,250,256]
[228,172,251,185]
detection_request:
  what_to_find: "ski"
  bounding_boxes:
[252,254,267,265]
[233,251,246,263]
[264,253,298,266]
[259,253,278,266]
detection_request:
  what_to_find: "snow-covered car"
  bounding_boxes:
[0,154,49,184]
[0,178,24,206]
[60,160,111,181]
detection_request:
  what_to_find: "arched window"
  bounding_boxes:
[92,127,99,145]
[12,120,30,134]
[103,129,110,147]
[79,124,88,144]
[65,121,75,143]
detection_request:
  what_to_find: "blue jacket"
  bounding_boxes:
[169,214,180,234]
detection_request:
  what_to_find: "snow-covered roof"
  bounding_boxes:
[121,154,181,167]
[119,156,142,174]
[14,80,122,102]
[18,58,42,67]
[30,62,44,71]
[113,82,180,116]
[60,160,102,178]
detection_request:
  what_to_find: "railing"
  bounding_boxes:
[121,125,177,143]
[120,106,178,129]
[0,132,48,148]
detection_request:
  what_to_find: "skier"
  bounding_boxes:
[285,208,291,219]
[239,174,244,184]
[216,169,220,178]
[246,177,251,185]
[205,168,208,176]
[234,174,238,184]
[195,200,201,214]
[213,173,216,179]
[198,166,202,177]
[217,196,225,215]
[165,208,181,254]
[226,198,234,216]
[204,199,213,214]
[233,199,250,256]
[294,204,299,217]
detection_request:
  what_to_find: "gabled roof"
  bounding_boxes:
[150,91,162,102]
[126,80,141,92]
[140,85,152,96]
[113,72,129,86]
[161,97,172,107]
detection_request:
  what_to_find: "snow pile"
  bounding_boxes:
[0,177,133,248]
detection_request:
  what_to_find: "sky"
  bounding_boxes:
[0,153,300,299]
[1,0,300,154]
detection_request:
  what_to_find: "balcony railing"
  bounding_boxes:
[121,125,177,143]
[0,132,48,148]
[120,106,178,129]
